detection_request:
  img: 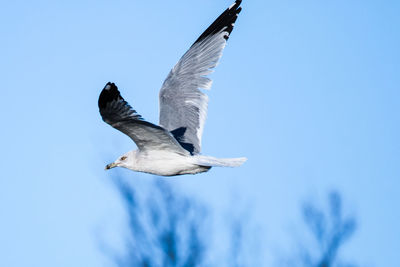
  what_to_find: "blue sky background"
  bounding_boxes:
[1,0,399,266]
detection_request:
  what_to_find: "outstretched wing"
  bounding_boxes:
[159,0,242,155]
[99,82,189,155]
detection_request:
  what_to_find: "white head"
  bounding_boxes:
[105,150,136,170]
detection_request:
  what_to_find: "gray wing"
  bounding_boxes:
[159,0,242,155]
[99,82,189,155]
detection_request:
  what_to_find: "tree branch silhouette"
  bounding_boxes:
[298,191,357,267]
[110,177,207,267]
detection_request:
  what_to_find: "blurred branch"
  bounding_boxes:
[299,191,357,267]
[110,177,207,267]
[105,178,358,267]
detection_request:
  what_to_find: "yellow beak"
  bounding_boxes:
[105,162,117,170]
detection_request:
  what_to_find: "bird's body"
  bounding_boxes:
[111,150,211,176]
[99,0,246,176]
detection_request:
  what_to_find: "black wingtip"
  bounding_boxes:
[105,81,114,87]
[232,0,242,10]
[193,0,242,45]
[98,82,123,109]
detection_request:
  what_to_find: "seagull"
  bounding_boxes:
[99,0,246,176]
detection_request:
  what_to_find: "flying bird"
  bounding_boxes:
[99,0,246,176]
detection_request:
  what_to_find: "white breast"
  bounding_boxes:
[129,150,206,176]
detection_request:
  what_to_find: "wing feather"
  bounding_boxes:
[159,0,242,154]
[99,82,188,154]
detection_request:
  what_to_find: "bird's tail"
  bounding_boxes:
[192,155,247,167]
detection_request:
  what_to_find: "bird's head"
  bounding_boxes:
[105,151,135,170]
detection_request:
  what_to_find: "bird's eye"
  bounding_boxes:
[120,156,127,161]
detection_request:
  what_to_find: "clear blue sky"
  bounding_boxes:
[1,0,399,266]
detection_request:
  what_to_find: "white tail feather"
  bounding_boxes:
[192,155,247,167]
